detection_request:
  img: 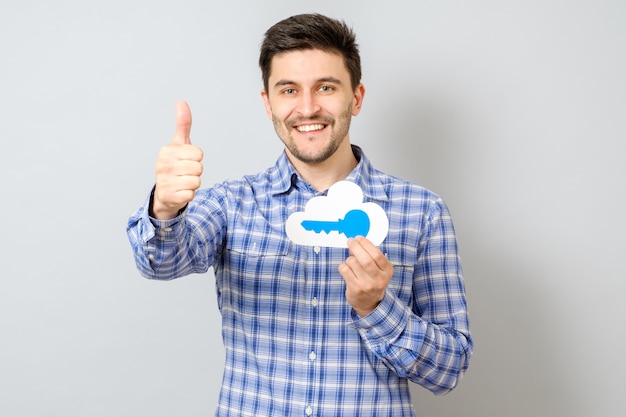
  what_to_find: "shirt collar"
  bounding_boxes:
[345,146,390,203]
[270,145,390,203]
[269,151,299,196]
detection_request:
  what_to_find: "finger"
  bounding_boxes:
[338,259,359,282]
[346,237,384,272]
[176,160,204,177]
[171,145,204,162]
[175,175,202,193]
[172,100,192,145]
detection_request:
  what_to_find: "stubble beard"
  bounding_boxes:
[273,108,353,165]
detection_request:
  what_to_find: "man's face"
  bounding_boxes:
[261,49,364,165]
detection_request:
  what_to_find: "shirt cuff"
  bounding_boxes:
[139,190,187,243]
[349,290,410,346]
[147,209,186,241]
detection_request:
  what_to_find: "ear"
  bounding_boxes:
[351,83,366,116]
[261,89,273,120]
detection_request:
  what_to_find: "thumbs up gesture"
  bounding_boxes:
[152,101,204,220]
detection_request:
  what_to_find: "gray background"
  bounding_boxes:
[1,0,624,416]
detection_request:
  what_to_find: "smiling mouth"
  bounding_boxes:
[295,123,327,133]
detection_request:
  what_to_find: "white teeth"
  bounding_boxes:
[296,124,325,132]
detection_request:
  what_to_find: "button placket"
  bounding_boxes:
[305,243,322,415]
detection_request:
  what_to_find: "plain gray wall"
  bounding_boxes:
[1,0,624,416]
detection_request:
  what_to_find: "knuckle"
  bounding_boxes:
[361,257,376,270]
[345,256,359,269]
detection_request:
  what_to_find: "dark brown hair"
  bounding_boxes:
[259,13,362,92]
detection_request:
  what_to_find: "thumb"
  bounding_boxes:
[172,100,192,144]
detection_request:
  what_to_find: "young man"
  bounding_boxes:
[127,13,472,417]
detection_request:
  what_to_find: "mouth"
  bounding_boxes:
[296,123,326,133]
[294,123,327,133]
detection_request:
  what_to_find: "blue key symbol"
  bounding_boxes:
[300,209,370,238]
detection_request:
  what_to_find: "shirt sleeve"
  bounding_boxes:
[349,197,473,395]
[126,187,228,280]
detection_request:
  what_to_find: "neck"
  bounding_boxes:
[288,141,358,192]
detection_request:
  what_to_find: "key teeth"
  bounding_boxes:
[300,209,370,238]
[300,222,334,234]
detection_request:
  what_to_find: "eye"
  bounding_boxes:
[319,85,334,92]
[283,88,297,95]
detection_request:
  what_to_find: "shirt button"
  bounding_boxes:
[311,297,319,307]
[305,406,313,416]
[148,254,155,260]
[309,351,316,361]
[314,246,321,254]
[163,227,172,232]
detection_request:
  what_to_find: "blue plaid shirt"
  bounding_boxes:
[127,146,472,417]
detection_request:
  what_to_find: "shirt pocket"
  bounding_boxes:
[380,244,416,307]
[223,235,294,319]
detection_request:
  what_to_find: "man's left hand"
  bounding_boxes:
[339,236,394,317]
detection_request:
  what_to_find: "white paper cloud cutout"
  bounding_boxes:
[286,181,389,248]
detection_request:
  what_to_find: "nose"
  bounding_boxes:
[296,90,321,117]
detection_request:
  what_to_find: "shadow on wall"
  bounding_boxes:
[360,91,471,194]
[369,92,583,416]
[410,249,582,417]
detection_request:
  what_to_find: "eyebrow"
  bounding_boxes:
[273,76,343,89]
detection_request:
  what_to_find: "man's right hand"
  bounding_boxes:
[151,100,204,220]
